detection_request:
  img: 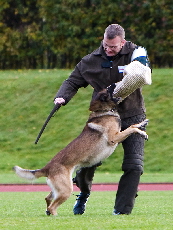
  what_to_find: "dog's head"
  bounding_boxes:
[89,89,121,112]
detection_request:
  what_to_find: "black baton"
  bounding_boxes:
[35,103,61,144]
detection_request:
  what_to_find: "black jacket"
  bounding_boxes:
[55,41,147,119]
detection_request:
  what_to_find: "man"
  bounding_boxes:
[54,24,151,215]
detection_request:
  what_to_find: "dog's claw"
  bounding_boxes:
[144,135,148,141]
[46,210,51,216]
[142,119,149,127]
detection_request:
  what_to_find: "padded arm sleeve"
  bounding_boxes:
[112,61,152,101]
[131,46,150,67]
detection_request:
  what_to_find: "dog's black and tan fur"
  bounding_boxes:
[14,89,148,216]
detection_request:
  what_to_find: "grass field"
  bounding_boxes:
[0,68,173,179]
[0,191,173,230]
[0,69,173,230]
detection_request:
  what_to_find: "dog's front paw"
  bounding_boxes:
[138,131,148,140]
[143,133,148,141]
[141,119,149,127]
[135,119,149,130]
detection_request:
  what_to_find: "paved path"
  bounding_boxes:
[1,183,173,192]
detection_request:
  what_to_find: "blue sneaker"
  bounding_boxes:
[73,192,90,215]
[113,209,126,215]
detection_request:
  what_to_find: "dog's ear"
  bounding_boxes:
[99,91,110,102]
[89,89,117,112]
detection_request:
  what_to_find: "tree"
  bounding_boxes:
[0,0,173,69]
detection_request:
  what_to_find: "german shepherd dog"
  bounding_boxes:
[13,89,148,216]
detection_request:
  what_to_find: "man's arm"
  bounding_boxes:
[54,63,88,105]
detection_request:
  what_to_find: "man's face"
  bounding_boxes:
[103,36,126,56]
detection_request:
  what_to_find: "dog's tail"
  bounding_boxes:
[13,166,46,181]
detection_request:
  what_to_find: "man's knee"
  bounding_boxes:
[122,156,144,172]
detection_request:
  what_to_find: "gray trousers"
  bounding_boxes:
[73,114,146,214]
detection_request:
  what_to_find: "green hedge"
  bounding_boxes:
[0,0,173,69]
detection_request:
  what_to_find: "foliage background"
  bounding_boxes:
[0,0,173,69]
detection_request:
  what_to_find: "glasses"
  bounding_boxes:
[103,42,119,50]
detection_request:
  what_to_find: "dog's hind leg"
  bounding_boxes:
[47,190,72,216]
[46,175,73,215]
[45,192,54,216]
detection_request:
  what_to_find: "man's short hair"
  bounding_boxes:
[104,24,125,40]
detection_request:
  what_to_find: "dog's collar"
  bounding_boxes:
[94,108,116,113]
[89,110,120,120]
